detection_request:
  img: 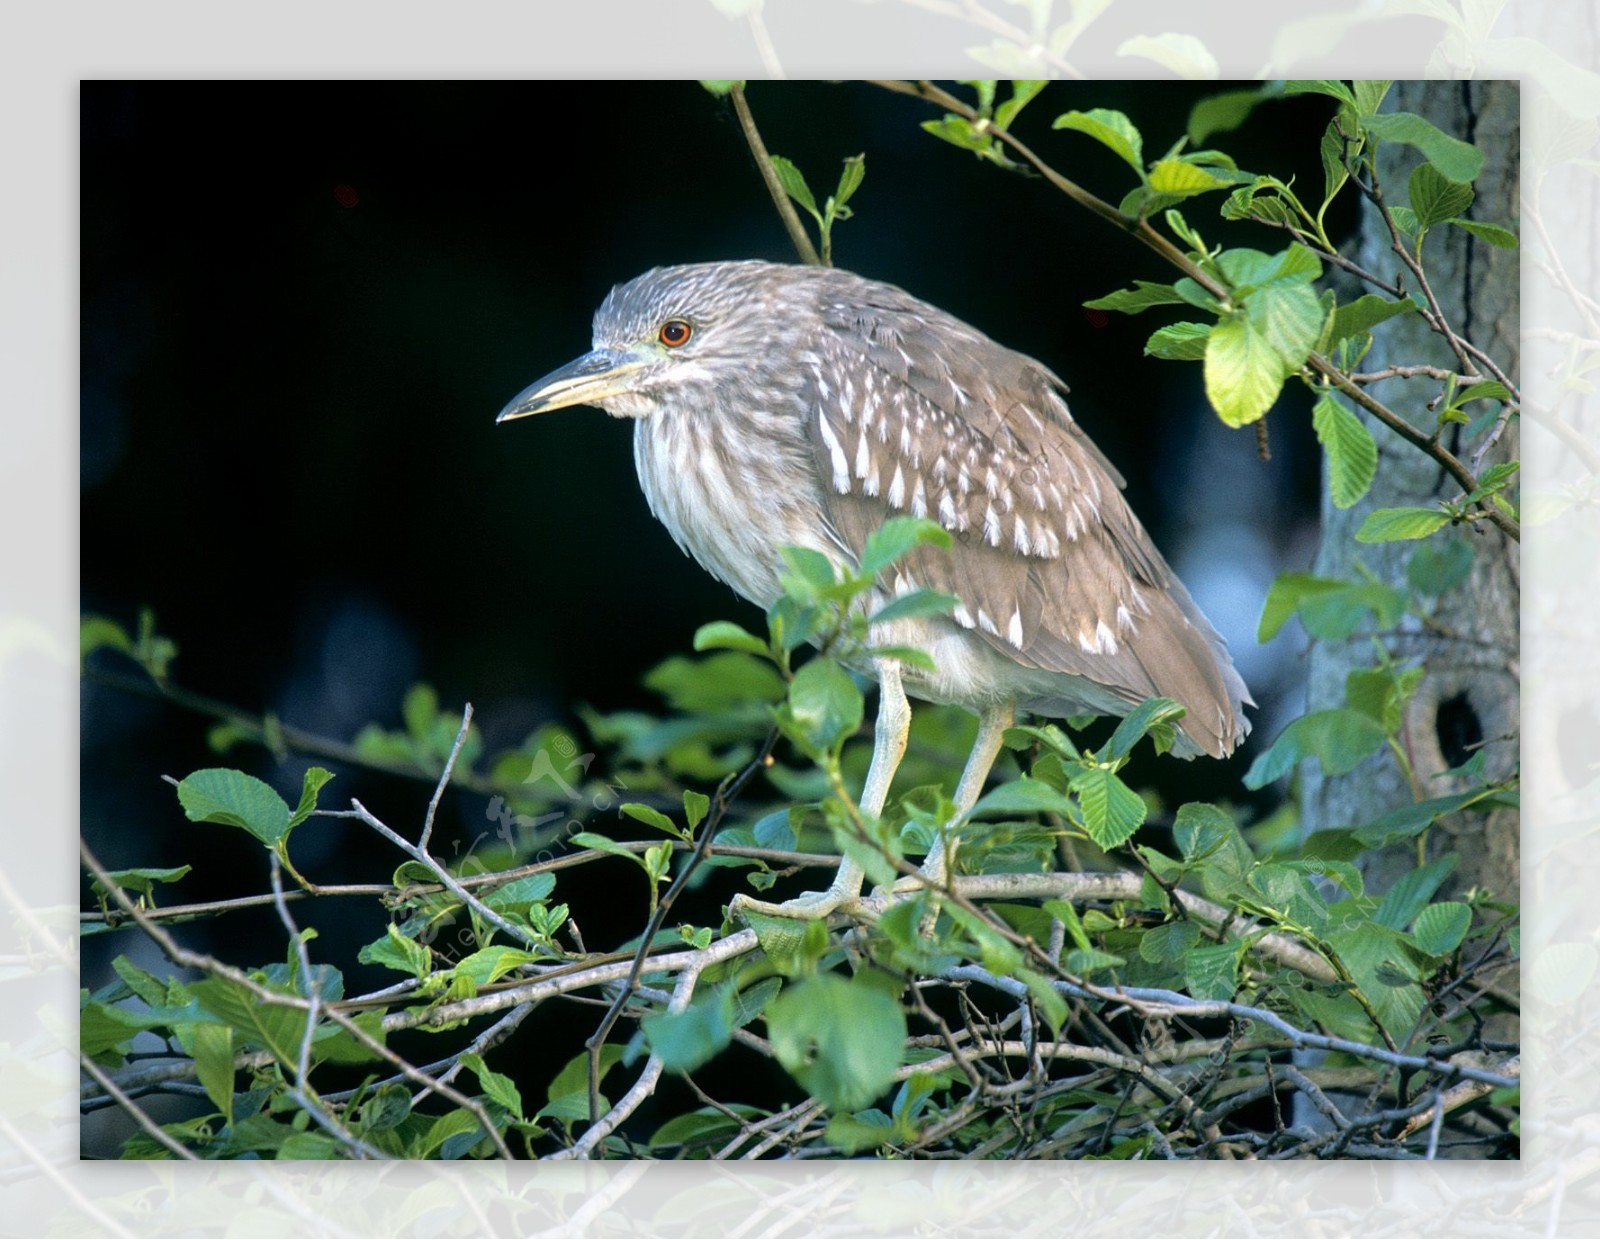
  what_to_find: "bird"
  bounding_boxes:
[498,260,1251,920]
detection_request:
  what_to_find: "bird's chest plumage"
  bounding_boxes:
[633,401,831,610]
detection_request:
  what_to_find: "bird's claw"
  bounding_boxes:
[728,888,861,922]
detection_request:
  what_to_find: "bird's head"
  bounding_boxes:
[498,261,802,424]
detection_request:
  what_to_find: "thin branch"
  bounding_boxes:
[347,795,537,950]
[419,703,473,852]
[581,728,779,1126]
[77,1053,200,1161]
[730,84,821,267]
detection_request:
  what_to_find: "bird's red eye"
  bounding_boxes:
[659,319,692,348]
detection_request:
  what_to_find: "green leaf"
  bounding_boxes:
[642,986,736,1074]
[453,946,541,988]
[1070,766,1147,850]
[869,588,959,625]
[1144,322,1211,361]
[1139,920,1201,964]
[190,977,308,1071]
[826,1110,895,1153]
[920,115,994,155]
[768,154,819,219]
[277,1132,341,1160]
[1387,205,1418,237]
[1258,572,1347,642]
[176,768,293,847]
[1409,161,1475,233]
[699,80,745,97]
[1448,218,1518,247]
[1298,582,1408,641]
[461,1052,524,1118]
[994,79,1047,131]
[731,977,783,1029]
[1363,112,1485,182]
[358,924,432,979]
[683,789,710,833]
[1345,666,1423,732]
[305,1015,384,1073]
[1412,902,1472,955]
[1184,943,1240,1001]
[693,620,769,656]
[1172,276,1220,310]
[649,1104,762,1151]
[402,682,439,743]
[1326,922,1426,1036]
[1052,108,1145,176]
[1319,120,1351,213]
[1204,314,1286,427]
[360,1083,413,1133]
[110,956,170,1007]
[643,651,785,712]
[1356,507,1451,542]
[1147,158,1228,196]
[546,1044,626,1110]
[860,516,952,579]
[89,865,192,906]
[192,1022,235,1126]
[80,614,134,665]
[968,777,1077,819]
[287,767,335,830]
[568,831,646,867]
[834,154,866,208]
[1249,281,1323,369]
[1351,80,1392,115]
[785,658,864,755]
[1105,696,1184,760]
[620,802,680,836]
[1328,293,1417,344]
[483,872,557,912]
[1284,79,1357,105]
[1085,281,1188,314]
[767,972,906,1112]
[1187,88,1264,143]
[1406,539,1474,595]
[1065,946,1125,975]
[1312,394,1379,509]
[1457,380,1512,405]
[1243,709,1389,789]
[1374,854,1458,930]
[743,908,830,978]
[1017,965,1068,1035]
[1173,802,1234,861]
[780,545,839,591]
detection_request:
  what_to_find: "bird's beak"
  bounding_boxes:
[496,347,647,422]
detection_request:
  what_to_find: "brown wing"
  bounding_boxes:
[800,278,1251,758]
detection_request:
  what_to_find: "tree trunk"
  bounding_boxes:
[1294,82,1520,1150]
[1302,80,1520,908]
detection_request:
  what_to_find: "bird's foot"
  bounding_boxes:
[728,887,861,921]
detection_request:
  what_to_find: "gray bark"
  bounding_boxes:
[1302,80,1521,908]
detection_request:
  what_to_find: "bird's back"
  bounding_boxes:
[629,261,1252,758]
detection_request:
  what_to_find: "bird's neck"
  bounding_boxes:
[632,401,831,611]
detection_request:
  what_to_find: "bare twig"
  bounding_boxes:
[419,703,474,852]
[580,728,779,1125]
[729,84,821,267]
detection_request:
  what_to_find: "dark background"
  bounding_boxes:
[80,80,1339,1143]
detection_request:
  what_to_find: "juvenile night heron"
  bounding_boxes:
[499,260,1251,919]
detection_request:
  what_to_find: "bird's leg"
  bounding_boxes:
[729,658,911,921]
[914,699,1016,889]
